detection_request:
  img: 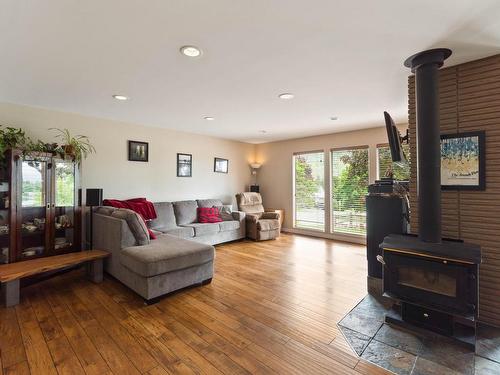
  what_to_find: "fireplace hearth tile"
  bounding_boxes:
[475,356,500,375]
[338,295,484,374]
[338,294,391,337]
[338,310,383,337]
[338,326,372,356]
[411,357,463,375]
[476,323,500,364]
[354,294,393,319]
[361,340,416,375]
[419,336,475,375]
[374,324,425,356]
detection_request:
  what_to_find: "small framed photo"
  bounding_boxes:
[177,153,192,177]
[128,141,149,162]
[214,157,229,173]
[441,131,485,190]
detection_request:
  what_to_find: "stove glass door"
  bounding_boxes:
[397,265,457,297]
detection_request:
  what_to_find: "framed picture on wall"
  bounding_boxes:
[177,153,192,177]
[128,140,149,162]
[441,131,485,190]
[214,157,229,173]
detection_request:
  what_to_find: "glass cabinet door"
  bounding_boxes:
[0,165,10,264]
[53,160,76,253]
[19,159,49,259]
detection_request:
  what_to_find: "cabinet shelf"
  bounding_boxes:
[21,230,45,237]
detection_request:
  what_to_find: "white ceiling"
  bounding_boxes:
[1,1,500,143]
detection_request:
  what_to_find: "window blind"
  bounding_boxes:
[377,144,410,180]
[293,152,325,231]
[331,148,368,236]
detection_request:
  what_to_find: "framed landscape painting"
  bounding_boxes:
[440,131,485,190]
[214,157,229,173]
[177,153,192,177]
[128,141,149,162]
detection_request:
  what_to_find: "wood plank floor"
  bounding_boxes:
[0,233,390,375]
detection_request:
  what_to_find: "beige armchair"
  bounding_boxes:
[235,192,280,241]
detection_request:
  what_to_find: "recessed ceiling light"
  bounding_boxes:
[278,93,294,99]
[180,45,202,57]
[330,116,339,121]
[204,116,214,121]
[112,95,129,101]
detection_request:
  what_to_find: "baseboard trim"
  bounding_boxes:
[281,227,366,245]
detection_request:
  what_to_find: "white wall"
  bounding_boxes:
[254,125,407,243]
[0,102,255,206]
[0,101,408,241]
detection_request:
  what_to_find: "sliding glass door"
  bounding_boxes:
[331,147,369,235]
[293,151,325,231]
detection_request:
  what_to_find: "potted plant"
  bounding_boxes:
[50,128,96,163]
[0,126,31,159]
[25,139,60,154]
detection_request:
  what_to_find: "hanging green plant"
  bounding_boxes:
[49,128,96,163]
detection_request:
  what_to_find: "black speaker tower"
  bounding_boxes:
[86,188,103,249]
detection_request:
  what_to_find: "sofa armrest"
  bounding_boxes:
[262,212,280,220]
[93,213,137,278]
[245,213,263,223]
[231,211,246,221]
[232,210,246,238]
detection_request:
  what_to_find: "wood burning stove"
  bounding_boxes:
[380,234,480,344]
[379,49,482,349]
[381,234,480,317]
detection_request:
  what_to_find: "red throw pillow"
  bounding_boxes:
[197,207,222,223]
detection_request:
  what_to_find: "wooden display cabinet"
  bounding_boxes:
[0,149,82,264]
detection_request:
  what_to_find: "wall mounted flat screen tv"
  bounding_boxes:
[384,111,407,165]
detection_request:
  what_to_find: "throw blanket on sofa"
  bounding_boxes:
[103,198,157,239]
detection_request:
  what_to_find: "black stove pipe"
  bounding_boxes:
[404,49,451,243]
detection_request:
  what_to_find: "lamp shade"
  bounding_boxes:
[250,163,262,169]
[86,188,103,207]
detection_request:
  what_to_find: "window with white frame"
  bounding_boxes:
[377,143,410,180]
[331,147,369,236]
[293,151,325,231]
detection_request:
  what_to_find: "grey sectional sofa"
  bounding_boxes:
[93,199,245,302]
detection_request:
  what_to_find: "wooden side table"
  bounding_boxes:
[0,250,109,307]
[265,209,284,230]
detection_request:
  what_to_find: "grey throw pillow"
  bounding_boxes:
[214,205,233,221]
[95,206,117,216]
[111,208,150,246]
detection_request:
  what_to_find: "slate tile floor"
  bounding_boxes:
[338,295,500,375]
